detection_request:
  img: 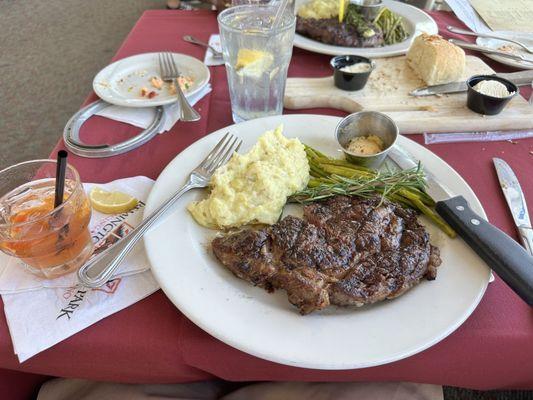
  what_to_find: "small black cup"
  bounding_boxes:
[466,75,518,115]
[331,55,374,91]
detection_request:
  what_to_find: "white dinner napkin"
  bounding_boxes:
[204,35,224,66]
[0,176,161,362]
[95,84,212,133]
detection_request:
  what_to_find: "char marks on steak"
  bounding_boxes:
[212,196,441,314]
[296,17,384,48]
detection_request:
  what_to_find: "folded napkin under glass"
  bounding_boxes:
[0,176,160,362]
[204,34,224,67]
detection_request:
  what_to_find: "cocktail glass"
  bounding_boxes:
[0,160,93,279]
[218,4,296,123]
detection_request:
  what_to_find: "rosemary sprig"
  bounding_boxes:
[291,145,456,238]
[289,167,426,204]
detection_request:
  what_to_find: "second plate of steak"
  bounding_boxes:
[212,195,442,315]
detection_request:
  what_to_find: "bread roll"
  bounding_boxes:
[406,33,465,85]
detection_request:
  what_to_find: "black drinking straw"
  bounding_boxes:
[54,150,68,208]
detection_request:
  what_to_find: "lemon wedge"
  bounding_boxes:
[235,49,273,78]
[89,187,138,214]
[339,0,348,22]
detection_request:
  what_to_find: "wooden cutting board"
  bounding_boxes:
[284,56,533,134]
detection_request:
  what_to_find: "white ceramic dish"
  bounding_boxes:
[93,52,210,107]
[477,32,533,70]
[143,114,491,370]
[293,0,438,57]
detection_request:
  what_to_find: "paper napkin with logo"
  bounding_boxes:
[0,176,160,362]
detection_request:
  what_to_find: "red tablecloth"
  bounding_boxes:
[1,9,533,398]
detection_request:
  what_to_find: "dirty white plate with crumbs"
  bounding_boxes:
[143,114,491,370]
[477,32,533,70]
[93,52,210,107]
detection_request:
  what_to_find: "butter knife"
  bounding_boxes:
[388,146,533,306]
[410,70,533,97]
[493,158,533,256]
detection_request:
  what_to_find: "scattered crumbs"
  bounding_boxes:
[498,44,518,54]
[419,105,438,112]
[150,76,164,90]
[507,140,517,144]
[117,78,124,85]
[97,81,110,88]
[127,86,134,92]
[482,147,486,151]
[435,94,443,98]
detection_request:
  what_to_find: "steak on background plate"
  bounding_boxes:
[212,196,441,315]
[296,17,384,48]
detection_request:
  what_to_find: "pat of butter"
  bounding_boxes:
[472,80,514,98]
[346,135,384,155]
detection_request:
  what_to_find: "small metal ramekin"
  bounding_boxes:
[335,111,399,169]
[350,0,383,21]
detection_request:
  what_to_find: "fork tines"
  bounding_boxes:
[158,52,179,80]
[200,132,243,174]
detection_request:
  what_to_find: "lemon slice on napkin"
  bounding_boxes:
[89,187,138,214]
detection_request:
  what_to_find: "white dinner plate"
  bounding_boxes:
[143,114,491,370]
[293,0,438,57]
[477,32,533,70]
[93,52,210,107]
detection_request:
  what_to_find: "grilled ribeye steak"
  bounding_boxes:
[296,17,384,48]
[212,196,441,314]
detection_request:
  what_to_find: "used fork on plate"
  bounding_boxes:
[159,52,201,122]
[78,132,242,288]
[449,39,533,64]
[447,26,533,55]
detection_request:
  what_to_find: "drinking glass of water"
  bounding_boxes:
[218,4,296,123]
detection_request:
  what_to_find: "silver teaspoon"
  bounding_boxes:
[183,35,223,59]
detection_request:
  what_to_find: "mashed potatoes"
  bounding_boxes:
[188,126,309,229]
[297,0,338,20]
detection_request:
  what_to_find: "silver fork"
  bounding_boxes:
[78,132,242,288]
[159,52,201,122]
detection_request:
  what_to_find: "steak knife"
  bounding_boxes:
[493,158,533,256]
[388,146,533,306]
[410,70,533,97]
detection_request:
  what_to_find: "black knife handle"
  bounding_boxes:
[436,196,533,306]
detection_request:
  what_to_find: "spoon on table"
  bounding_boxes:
[183,35,223,59]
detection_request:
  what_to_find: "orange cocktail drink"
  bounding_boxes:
[0,160,93,278]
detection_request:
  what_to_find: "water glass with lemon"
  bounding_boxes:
[218,4,296,123]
